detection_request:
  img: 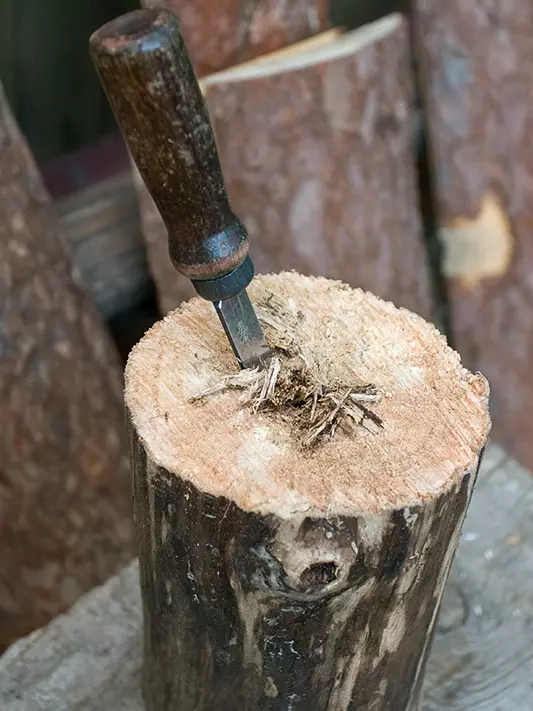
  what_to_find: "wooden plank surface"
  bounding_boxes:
[42,135,152,319]
[55,172,151,318]
[1,443,532,709]
[412,2,533,470]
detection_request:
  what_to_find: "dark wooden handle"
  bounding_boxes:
[89,8,248,281]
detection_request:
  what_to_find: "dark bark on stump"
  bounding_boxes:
[412,1,533,468]
[0,85,134,647]
[125,272,489,710]
[131,442,481,711]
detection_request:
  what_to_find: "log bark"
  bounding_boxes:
[141,0,330,78]
[125,271,489,710]
[0,85,134,647]
[139,15,433,320]
[412,2,533,468]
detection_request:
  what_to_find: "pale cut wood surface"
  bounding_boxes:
[1,444,531,710]
[139,15,433,320]
[125,272,488,516]
[412,2,533,470]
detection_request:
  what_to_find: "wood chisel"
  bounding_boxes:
[89,8,271,369]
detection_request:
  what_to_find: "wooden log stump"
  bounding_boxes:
[138,15,433,321]
[125,272,489,710]
[412,2,533,468]
[0,85,135,647]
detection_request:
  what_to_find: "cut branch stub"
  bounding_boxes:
[125,272,490,711]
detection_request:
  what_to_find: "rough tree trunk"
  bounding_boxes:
[139,15,433,321]
[0,85,134,647]
[125,272,489,710]
[412,1,533,468]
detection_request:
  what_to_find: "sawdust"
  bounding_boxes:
[191,293,383,447]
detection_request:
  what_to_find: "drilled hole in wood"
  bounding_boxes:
[299,561,339,591]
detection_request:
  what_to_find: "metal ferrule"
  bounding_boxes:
[191,255,255,302]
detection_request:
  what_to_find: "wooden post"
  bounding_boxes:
[138,15,434,321]
[412,2,533,467]
[125,272,489,710]
[0,85,134,647]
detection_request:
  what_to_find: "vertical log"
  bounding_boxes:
[135,0,331,315]
[412,2,533,467]
[0,86,134,647]
[139,15,433,320]
[125,272,490,710]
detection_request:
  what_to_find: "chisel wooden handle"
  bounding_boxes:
[89,8,250,290]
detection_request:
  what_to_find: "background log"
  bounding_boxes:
[412,2,533,468]
[3,444,532,711]
[141,0,330,78]
[125,272,489,710]
[0,85,134,648]
[134,0,332,314]
[140,15,434,320]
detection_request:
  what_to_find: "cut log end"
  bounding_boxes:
[202,14,400,87]
[125,272,489,518]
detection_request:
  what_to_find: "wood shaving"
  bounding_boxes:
[191,293,383,448]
